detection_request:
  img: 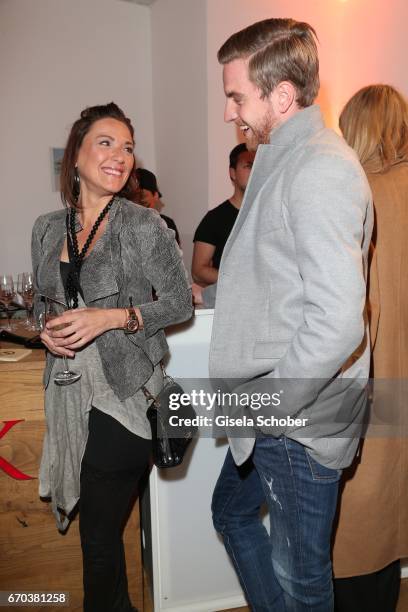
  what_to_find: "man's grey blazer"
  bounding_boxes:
[209,106,373,469]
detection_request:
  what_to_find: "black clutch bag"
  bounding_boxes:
[143,375,197,468]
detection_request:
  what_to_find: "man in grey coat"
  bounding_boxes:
[210,18,373,612]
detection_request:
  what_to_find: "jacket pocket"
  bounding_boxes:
[253,340,291,359]
[305,451,342,482]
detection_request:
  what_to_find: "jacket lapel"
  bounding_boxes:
[220,106,325,265]
[80,217,120,304]
[38,200,122,306]
[38,215,67,304]
[79,198,122,304]
[221,143,287,262]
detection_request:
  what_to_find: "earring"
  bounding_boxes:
[73,166,80,201]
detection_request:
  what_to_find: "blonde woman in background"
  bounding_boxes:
[333,84,408,612]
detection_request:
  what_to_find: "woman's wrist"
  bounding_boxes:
[106,308,144,331]
[104,308,128,330]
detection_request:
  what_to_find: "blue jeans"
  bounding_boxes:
[212,437,341,611]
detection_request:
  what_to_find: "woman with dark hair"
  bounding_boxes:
[333,84,408,612]
[32,102,192,612]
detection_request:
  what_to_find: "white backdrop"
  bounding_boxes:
[2,0,408,279]
[0,0,155,275]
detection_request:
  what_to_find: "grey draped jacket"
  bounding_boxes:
[31,197,193,399]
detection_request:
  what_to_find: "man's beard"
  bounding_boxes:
[246,110,276,151]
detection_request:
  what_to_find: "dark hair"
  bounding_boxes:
[126,168,142,204]
[218,18,319,108]
[229,143,248,169]
[60,102,136,208]
[135,168,162,197]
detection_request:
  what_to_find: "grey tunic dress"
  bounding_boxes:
[39,297,163,532]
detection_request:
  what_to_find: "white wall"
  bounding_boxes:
[206,0,408,209]
[2,0,408,277]
[0,0,155,276]
[151,0,208,273]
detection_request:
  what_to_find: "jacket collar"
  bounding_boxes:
[268,105,324,148]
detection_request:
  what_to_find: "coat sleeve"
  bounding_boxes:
[130,213,193,339]
[266,153,372,411]
[31,215,46,327]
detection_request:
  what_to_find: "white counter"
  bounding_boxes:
[140,310,408,610]
[141,309,248,612]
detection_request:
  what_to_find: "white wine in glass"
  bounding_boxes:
[17,272,35,329]
[39,296,81,386]
[0,274,16,331]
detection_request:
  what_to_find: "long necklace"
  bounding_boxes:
[66,197,114,308]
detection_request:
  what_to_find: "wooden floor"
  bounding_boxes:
[223,578,408,612]
[398,579,408,612]
[144,577,408,611]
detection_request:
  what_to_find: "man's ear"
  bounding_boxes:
[153,191,160,203]
[229,167,236,184]
[275,81,297,113]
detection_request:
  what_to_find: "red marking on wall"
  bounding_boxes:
[0,420,35,480]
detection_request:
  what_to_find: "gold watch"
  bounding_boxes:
[124,306,139,334]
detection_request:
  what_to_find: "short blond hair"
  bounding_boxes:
[339,84,408,174]
[217,18,319,108]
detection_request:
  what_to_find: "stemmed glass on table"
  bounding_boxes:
[39,296,81,386]
[0,274,16,331]
[17,272,35,330]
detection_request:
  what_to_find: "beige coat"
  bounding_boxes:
[332,162,408,577]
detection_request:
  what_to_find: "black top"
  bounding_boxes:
[193,200,239,269]
[59,214,85,305]
[160,214,180,246]
[60,260,83,302]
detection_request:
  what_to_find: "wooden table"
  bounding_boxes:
[0,327,143,611]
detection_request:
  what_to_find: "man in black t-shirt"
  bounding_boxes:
[192,143,255,286]
[133,168,181,246]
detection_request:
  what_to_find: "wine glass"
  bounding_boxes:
[17,272,35,330]
[0,274,16,331]
[39,296,81,386]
